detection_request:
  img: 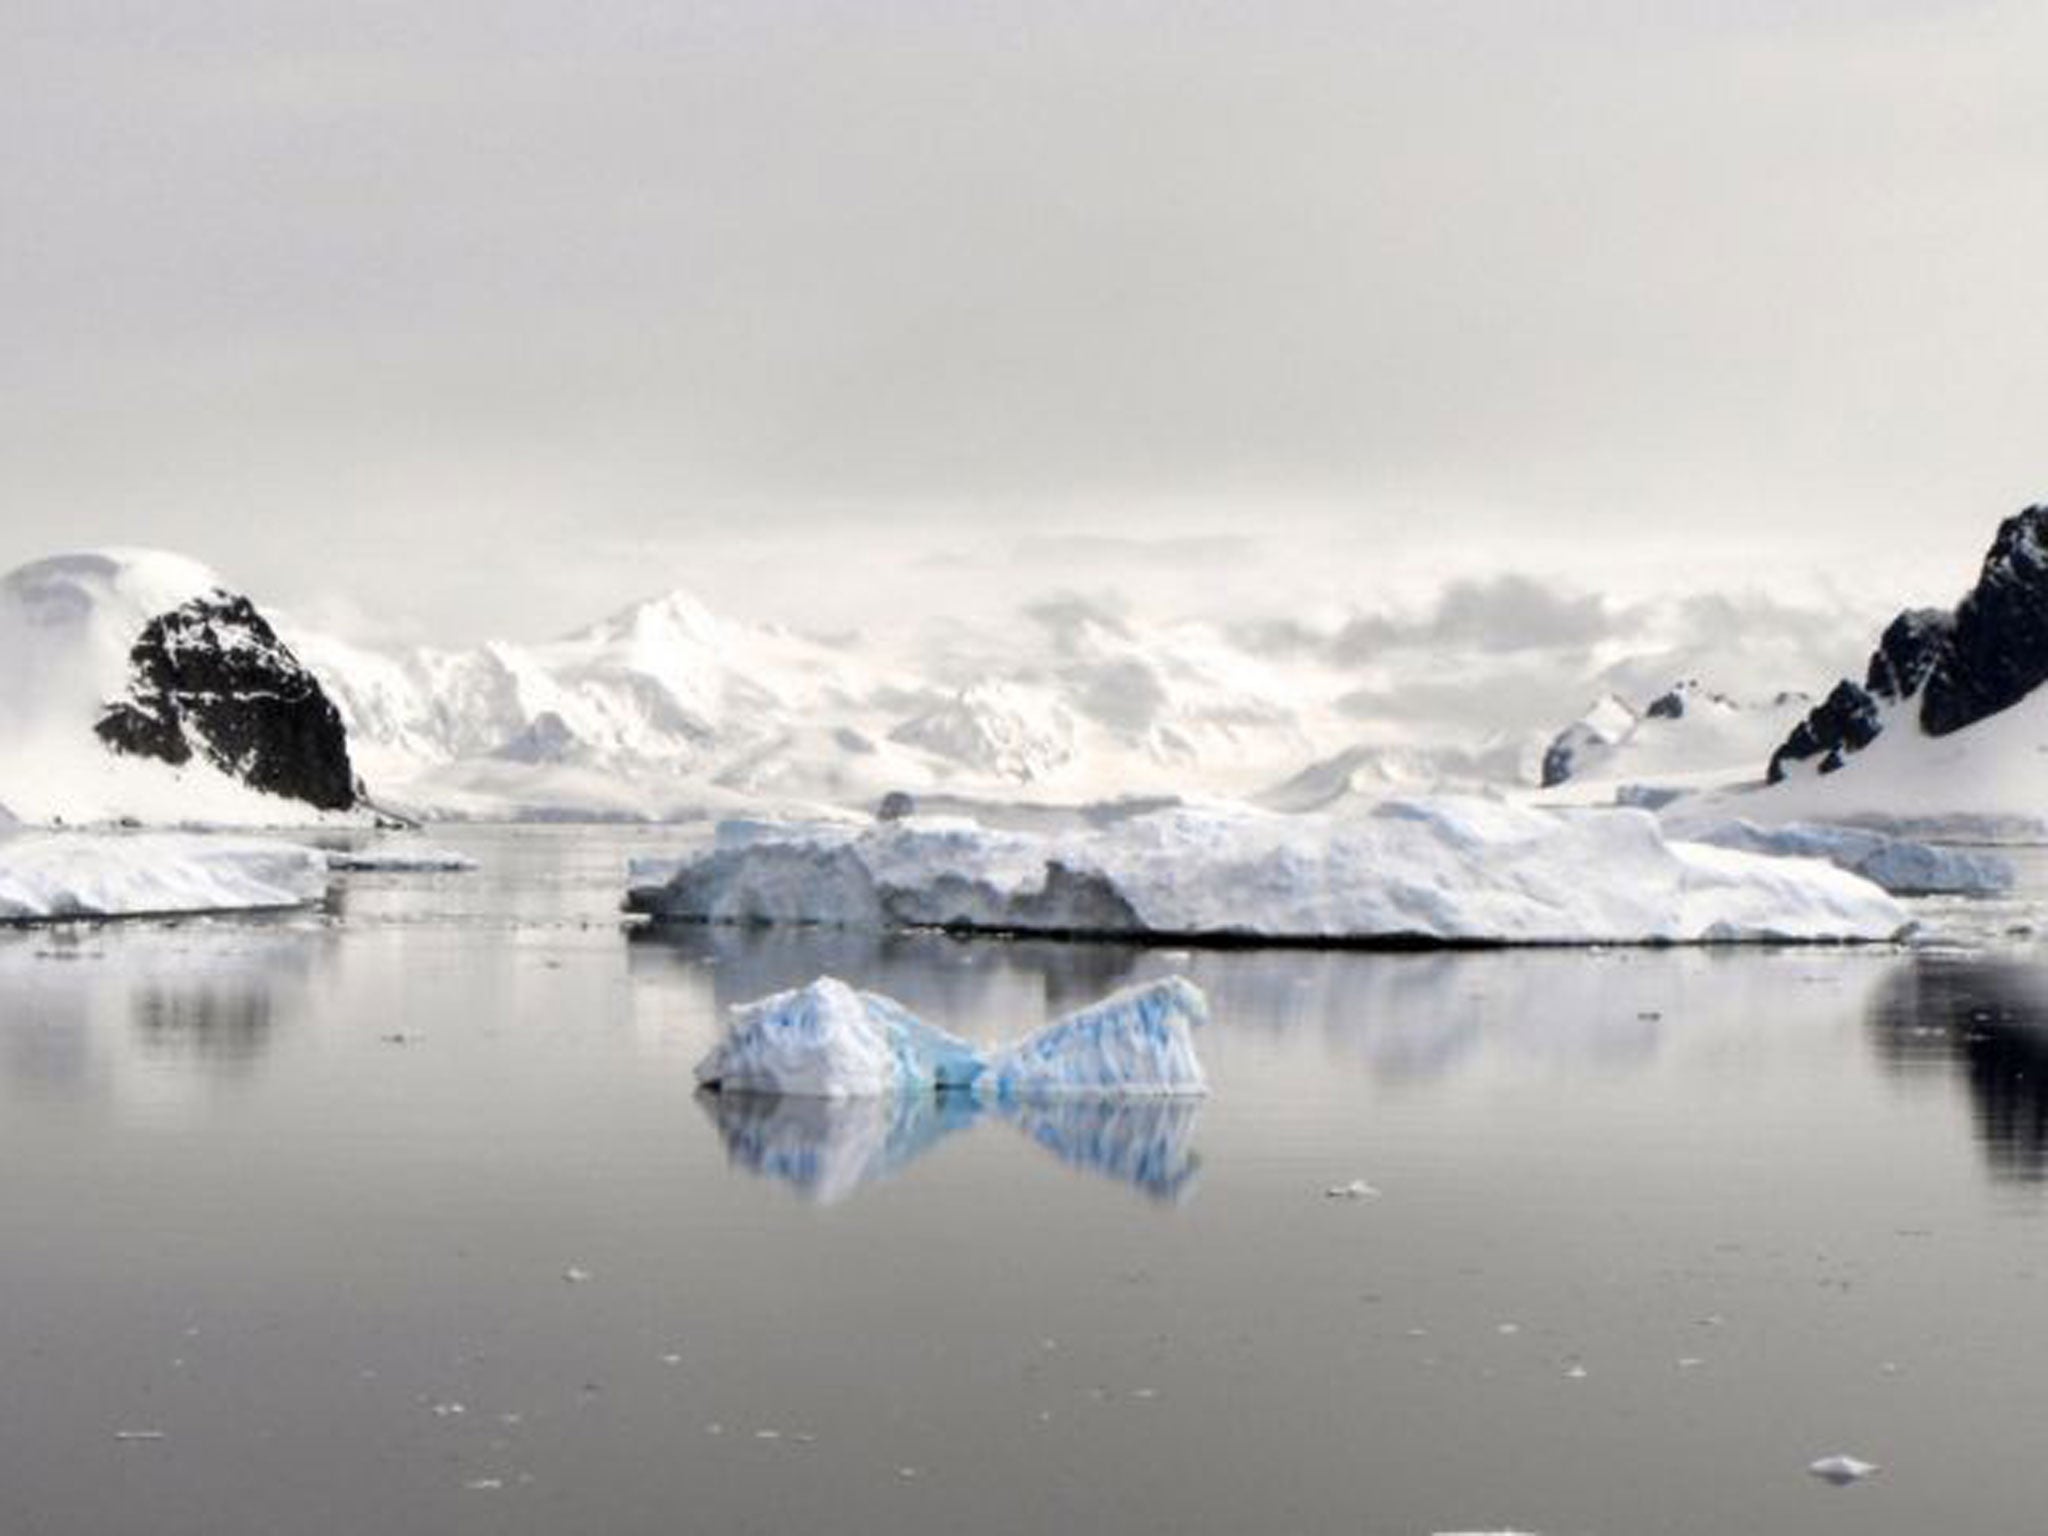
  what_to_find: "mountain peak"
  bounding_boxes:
[1769,503,2048,781]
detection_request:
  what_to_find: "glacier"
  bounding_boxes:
[0,832,330,921]
[630,797,1909,946]
[693,975,1211,1099]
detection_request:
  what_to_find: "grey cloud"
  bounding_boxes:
[2,1,2041,640]
[1332,575,1612,662]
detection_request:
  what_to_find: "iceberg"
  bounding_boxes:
[978,976,1210,1097]
[692,975,1211,1099]
[1677,819,2011,897]
[628,797,1908,946]
[693,977,984,1097]
[0,832,329,921]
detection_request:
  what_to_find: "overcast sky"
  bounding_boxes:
[5,0,2044,641]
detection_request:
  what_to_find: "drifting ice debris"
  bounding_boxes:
[694,975,1209,1099]
[1808,1454,1879,1485]
[326,844,478,872]
[562,1266,593,1284]
[113,1430,166,1442]
[1324,1179,1380,1199]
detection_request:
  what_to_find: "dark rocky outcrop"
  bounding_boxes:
[95,591,358,811]
[1768,507,2048,782]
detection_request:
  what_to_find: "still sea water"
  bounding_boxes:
[3,827,2047,1535]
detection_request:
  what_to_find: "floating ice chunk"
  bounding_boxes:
[327,844,478,872]
[0,833,328,921]
[693,977,983,1098]
[979,978,1210,1098]
[1682,820,2012,896]
[629,799,1908,946]
[1324,1179,1380,1199]
[1808,1454,1879,1485]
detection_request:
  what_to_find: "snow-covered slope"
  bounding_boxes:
[0,552,361,826]
[1538,681,1810,799]
[628,799,1908,945]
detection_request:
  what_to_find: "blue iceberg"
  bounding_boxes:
[693,975,1211,1100]
[692,977,983,1097]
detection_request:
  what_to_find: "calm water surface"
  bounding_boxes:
[3,826,2047,1535]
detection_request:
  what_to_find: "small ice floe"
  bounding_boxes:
[1324,1179,1381,1200]
[659,1353,682,1366]
[1563,1363,1588,1380]
[463,1478,505,1492]
[896,1466,920,1481]
[113,1430,166,1442]
[1677,1357,1705,1370]
[1130,1387,1159,1400]
[326,845,478,873]
[754,1429,781,1441]
[429,1402,466,1418]
[1807,1454,1879,1486]
[1495,1323,1520,1336]
[562,1266,593,1284]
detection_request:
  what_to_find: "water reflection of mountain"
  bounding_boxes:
[1868,959,2048,1181]
[0,923,326,1106]
[697,1087,1203,1206]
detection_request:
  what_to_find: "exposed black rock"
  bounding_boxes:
[1922,512,2048,735]
[1644,689,1686,720]
[1767,680,1883,779]
[95,591,358,811]
[1767,506,2048,783]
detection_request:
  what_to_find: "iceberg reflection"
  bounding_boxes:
[995,1096,1202,1204]
[696,1088,981,1205]
[697,1087,1205,1206]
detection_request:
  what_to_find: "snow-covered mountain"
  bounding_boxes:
[1683,506,2048,834]
[293,588,1367,819]
[0,546,1881,827]
[283,570,1876,822]
[0,551,360,825]
[1538,680,1812,797]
